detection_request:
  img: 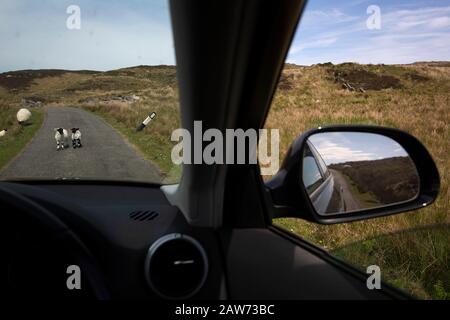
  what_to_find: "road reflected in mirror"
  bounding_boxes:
[302,132,420,215]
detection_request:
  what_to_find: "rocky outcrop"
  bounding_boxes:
[21,98,43,108]
[79,94,141,104]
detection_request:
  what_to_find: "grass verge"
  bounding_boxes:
[1,63,448,299]
[81,105,181,183]
[0,107,44,172]
[270,63,450,300]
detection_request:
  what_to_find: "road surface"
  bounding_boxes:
[329,169,361,212]
[0,106,161,182]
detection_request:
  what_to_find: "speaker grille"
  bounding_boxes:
[129,210,158,221]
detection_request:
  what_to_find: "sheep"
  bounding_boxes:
[0,128,7,138]
[17,108,32,125]
[71,128,82,148]
[54,128,69,150]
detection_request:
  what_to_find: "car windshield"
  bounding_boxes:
[0,0,181,184]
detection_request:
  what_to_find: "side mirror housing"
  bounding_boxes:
[266,125,440,224]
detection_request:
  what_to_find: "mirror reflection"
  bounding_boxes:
[302,132,419,215]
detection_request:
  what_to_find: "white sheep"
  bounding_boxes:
[17,108,32,124]
[0,128,7,138]
[54,128,69,150]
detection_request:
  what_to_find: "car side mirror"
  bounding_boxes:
[265,125,440,224]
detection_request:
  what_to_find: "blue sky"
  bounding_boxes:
[0,0,174,72]
[309,132,409,165]
[287,0,450,65]
[0,1,449,72]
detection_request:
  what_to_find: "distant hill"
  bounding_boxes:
[0,69,99,91]
[277,61,450,94]
[329,156,419,205]
[0,65,177,107]
[1,61,449,98]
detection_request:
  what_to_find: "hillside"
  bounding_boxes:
[268,62,450,299]
[1,62,449,298]
[1,62,449,181]
[329,156,419,205]
[0,65,180,181]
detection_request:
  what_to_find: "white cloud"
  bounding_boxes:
[310,140,377,165]
[289,37,338,54]
[288,4,450,65]
[306,9,350,20]
[300,8,359,28]
[308,133,409,165]
[383,5,450,31]
[429,16,450,28]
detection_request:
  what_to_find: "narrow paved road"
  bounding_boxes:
[329,169,361,212]
[0,106,161,182]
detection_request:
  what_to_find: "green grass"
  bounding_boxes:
[0,65,182,183]
[0,108,44,171]
[331,225,450,299]
[276,218,450,299]
[343,174,380,207]
[1,62,448,299]
[269,62,450,300]
[84,107,181,184]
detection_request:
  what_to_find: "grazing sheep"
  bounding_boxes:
[0,129,7,138]
[71,128,82,148]
[54,128,69,150]
[17,108,32,124]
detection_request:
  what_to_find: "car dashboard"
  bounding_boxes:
[3,181,226,299]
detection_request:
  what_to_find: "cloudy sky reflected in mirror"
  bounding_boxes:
[308,132,409,165]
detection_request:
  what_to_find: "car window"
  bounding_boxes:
[302,143,324,195]
[310,142,330,179]
[263,0,450,300]
[0,0,181,184]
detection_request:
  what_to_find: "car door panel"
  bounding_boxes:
[222,228,405,299]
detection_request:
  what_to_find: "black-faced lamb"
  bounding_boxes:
[71,128,82,148]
